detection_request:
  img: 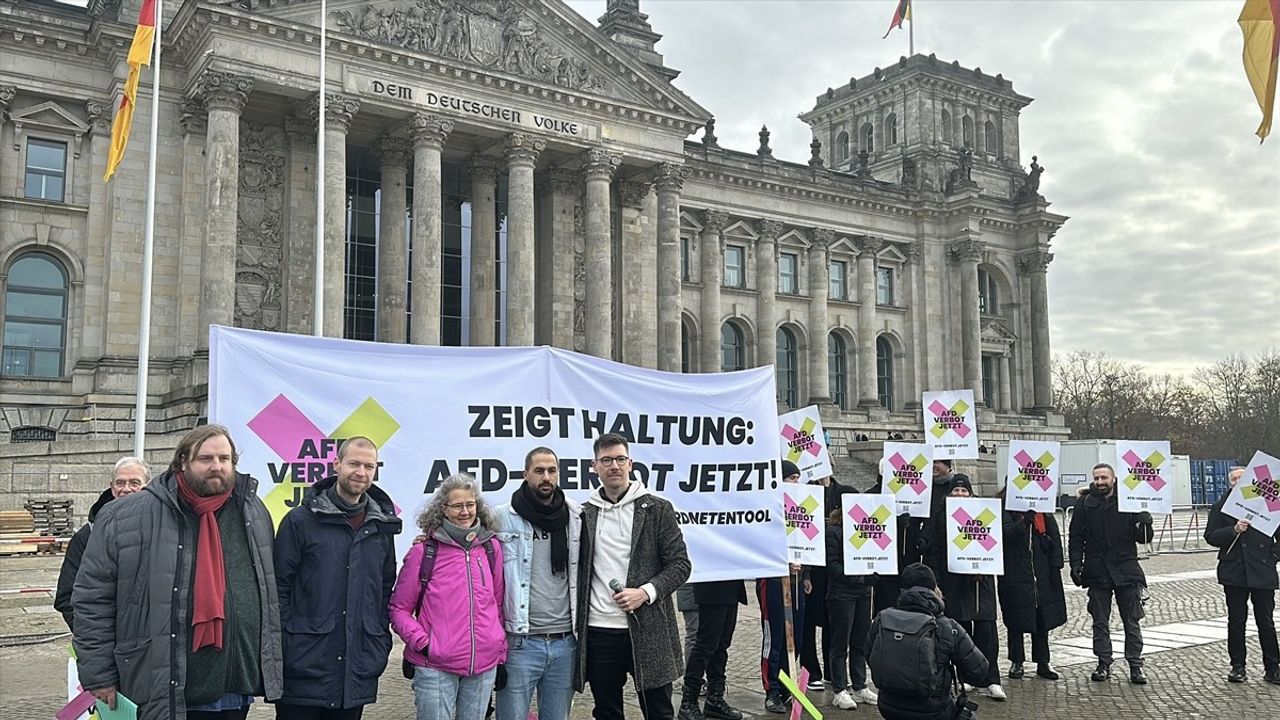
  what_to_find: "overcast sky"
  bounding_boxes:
[568,0,1280,377]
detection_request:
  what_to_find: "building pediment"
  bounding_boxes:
[980,317,1017,343]
[8,101,91,158]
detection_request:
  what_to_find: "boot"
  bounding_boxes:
[1007,662,1024,679]
[1228,665,1247,683]
[1036,663,1060,680]
[679,683,706,720]
[1129,665,1148,685]
[763,690,788,714]
[1265,667,1280,685]
[703,684,744,720]
[1090,661,1111,682]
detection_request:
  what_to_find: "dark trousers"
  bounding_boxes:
[1008,631,1051,665]
[586,627,674,720]
[957,620,1000,686]
[873,575,900,616]
[800,570,828,681]
[1224,584,1280,670]
[275,705,365,720]
[188,710,249,720]
[1087,585,1144,667]
[684,602,740,691]
[757,578,803,693]
[826,596,872,691]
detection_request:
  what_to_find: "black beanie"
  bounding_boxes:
[950,474,974,494]
[901,562,937,590]
[781,459,801,480]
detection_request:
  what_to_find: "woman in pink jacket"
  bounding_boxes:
[390,473,507,720]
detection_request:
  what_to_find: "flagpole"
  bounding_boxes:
[133,0,161,458]
[909,1,915,56]
[313,0,326,336]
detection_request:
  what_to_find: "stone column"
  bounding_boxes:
[544,169,580,348]
[318,93,359,338]
[582,148,621,359]
[0,86,14,202]
[408,113,453,345]
[998,352,1013,413]
[467,154,502,346]
[949,236,985,405]
[756,219,782,373]
[1020,249,1055,410]
[82,100,112,360]
[653,163,687,372]
[504,133,545,347]
[807,228,833,403]
[618,179,653,366]
[697,209,728,373]
[176,101,208,356]
[855,235,883,408]
[376,137,410,343]
[197,71,252,348]
[902,242,924,409]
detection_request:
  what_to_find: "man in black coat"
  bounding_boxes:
[55,456,151,632]
[1068,462,1155,685]
[1204,466,1280,684]
[678,580,748,720]
[273,437,402,719]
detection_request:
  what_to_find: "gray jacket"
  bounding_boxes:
[72,470,283,720]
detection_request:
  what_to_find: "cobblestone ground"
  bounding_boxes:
[4,551,1279,719]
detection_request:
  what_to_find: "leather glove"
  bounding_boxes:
[1070,565,1084,587]
[1137,511,1153,525]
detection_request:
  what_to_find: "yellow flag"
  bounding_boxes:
[1238,0,1279,142]
[104,0,156,181]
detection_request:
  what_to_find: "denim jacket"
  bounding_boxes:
[493,501,582,635]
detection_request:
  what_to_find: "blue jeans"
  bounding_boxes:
[412,665,497,720]
[496,634,576,720]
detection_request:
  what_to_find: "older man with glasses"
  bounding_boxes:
[55,456,151,632]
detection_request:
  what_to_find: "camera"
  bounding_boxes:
[954,694,979,720]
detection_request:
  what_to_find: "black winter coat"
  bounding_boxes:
[825,523,874,601]
[870,587,989,720]
[1205,494,1280,590]
[55,488,115,632]
[273,478,403,709]
[997,511,1067,634]
[1068,489,1154,589]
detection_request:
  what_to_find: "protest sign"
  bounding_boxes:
[784,483,825,565]
[1221,451,1280,537]
[1005,440,1062,513]
[779,406,833,482]
[880,442,934,517]
[841,493,898,576]
[1116,440,1174,514]
[946,497,1004,575]
[923,390,979,459]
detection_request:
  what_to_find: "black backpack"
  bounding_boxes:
[868,607,948,698]
[401,537,500,679]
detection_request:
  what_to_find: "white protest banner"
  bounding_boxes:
[779,405,833,482]
[1221,451,1280,537]
[1005,440,1062,513]
[209,326,786,583]
[946,497,1004,575]
[1115,440,1174,514]
[783,483,825,565]
[880,442,934,518]
[923,390,979,459]
[842,494,898,576]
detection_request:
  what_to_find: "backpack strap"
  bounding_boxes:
[413,539,440,618]
[481,536,501,602]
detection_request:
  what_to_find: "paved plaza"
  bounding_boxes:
[3,550,1278,719]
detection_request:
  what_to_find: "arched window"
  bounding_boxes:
[886,113,898,146]
[777,327,798,408]
[876,336,895,411]
[681,321,692,373]
[3,252,69,377]
[984,120,998,155]
[860,122,875,153]
[836,130,850,162]
[941,109,953,143]
[978,268,1000,315]
[828,333,848,410]
[720,322,745,372]
[962,115,974,148]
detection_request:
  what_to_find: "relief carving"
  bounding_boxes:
[572,199,586,353]
[235,122,287,331]
[332,1,608,94]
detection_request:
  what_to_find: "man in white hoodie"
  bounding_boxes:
[573,432,692,720]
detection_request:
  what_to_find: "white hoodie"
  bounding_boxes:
[586,481,659,629]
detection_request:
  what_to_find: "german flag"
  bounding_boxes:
[104,0,156,181]
[882,0,912,39]
[1240,0,1280,142]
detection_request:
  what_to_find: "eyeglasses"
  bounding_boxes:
[111,478,145,490]
[594,456,630,467]
[445,501,477,512]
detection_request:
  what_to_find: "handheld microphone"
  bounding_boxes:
[608,578,624,594]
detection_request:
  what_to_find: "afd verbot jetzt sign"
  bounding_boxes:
[1115,440,1174,514]
[880,442,934,518]
[922,389,979,460]
[1222,451,1280,537]
[946,497,1004,575]
[1004,439,1062,513]
[778,405,834,482]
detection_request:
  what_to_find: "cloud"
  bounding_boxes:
[569,0,1279,376]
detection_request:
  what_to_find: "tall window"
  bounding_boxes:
[3,253,68,377]
[25,139,67,202]
[681,321,692,373]
[860,122,874,153]
[984,120,998,155]
[720,322,745,372]
[828,333,848,409]
[962,115,975,147]
[941,109,953,144]
[778,252,798,294]
[724,245,745,288]
[344,150,381,341]
[886,113,898,146]
[777,328,797,407]
[681,235,691,281]
[978,268,999,315]
[982,355,996,408]
[836,130,850,162]
[876,266,894,306]
[876,336,894,411]
[829,260,848,300]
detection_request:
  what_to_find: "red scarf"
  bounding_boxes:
[176,471,232,652]
[1032,512,1047,535]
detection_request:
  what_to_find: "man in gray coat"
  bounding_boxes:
[73,425,283,720]
[575,432,691,720]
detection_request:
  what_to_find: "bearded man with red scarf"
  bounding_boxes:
[73,425,282,720]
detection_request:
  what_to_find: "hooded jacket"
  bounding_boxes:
[55,487,116,632]
[574,481,691,691]
[273,477,402,708]
[1068,486,1154,589]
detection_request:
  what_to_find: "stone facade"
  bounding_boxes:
[0,0,1068,508]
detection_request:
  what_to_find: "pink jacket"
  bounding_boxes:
[388,528,507,676]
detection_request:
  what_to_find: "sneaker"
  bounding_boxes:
[981,684,1007,701]
[807,678,825,691]
[961,682,976,692]
[764,692,787,714]
[1036,663,1060,680]
[831,690,857,710]
[849,688,878,705]
[1091,662,1111,682]
[1008,662,1025,679]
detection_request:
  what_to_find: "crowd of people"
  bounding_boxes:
[56,425,1279,720]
